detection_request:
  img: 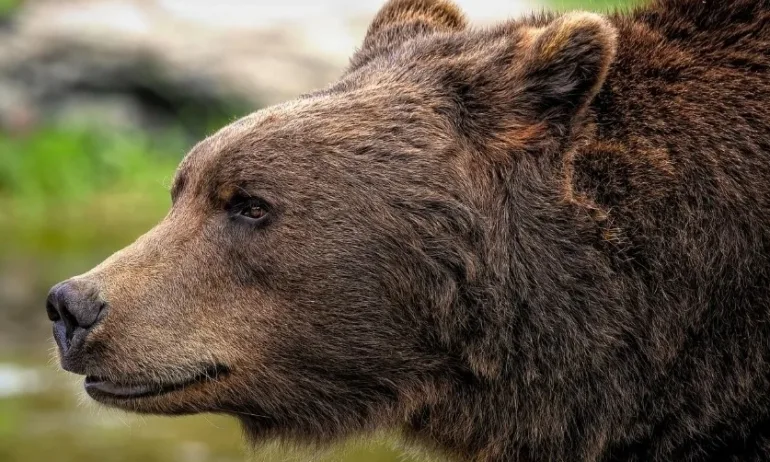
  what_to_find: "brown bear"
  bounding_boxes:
[45,0,770,460]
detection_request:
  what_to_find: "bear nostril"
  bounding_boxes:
[46,280,107,349]
[59,304,80,338]
[52,320,70,352]
[46,297,61,322]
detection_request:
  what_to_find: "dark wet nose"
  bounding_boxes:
[46,280,106,353]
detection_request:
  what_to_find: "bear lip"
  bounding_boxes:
[84,364,229,400]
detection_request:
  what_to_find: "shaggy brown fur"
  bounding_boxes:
[46,1,770,461]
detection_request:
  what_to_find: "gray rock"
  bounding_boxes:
[0,0,536,134]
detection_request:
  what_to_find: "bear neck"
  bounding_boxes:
[406,53,770,462]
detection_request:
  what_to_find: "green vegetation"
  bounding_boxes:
[0,0,19,18]
[0,126,184,256]
[550,0,644,12]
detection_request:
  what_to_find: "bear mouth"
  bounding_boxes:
[84,364,229,400]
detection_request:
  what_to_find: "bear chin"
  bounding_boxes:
[82,364,231,413]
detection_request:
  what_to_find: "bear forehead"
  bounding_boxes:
[170,86,458,201]
[180,84,454,171]
[171,23,533,197]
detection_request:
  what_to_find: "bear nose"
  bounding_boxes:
[46,280,106,353]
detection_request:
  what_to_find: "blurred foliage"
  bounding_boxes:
[0,126,185,256]
[0,0,19,18]
[550,0,644,11]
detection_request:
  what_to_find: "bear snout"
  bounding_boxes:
[46,278,109,372]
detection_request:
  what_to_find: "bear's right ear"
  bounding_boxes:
[500,12,618,139]
[349,0,467,70]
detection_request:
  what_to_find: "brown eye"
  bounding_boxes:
[239,204,267,220]
[228,195,271,224]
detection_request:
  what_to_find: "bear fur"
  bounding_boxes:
[48,0,770,461]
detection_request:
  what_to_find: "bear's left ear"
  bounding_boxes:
[350,0,467,70]
[514,12,617,132]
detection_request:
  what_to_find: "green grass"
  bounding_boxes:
[0,125,186,256]
[549,0,645,12]
[0,0,19,18]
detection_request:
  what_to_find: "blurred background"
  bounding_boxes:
[0,0,639,461]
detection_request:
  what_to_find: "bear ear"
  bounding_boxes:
[350,0,467,70]
[514,12,617,132]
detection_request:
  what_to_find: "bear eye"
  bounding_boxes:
[228,196,270,224]
[240,204,266,220]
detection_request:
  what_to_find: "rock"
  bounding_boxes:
[0,0,537,134]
